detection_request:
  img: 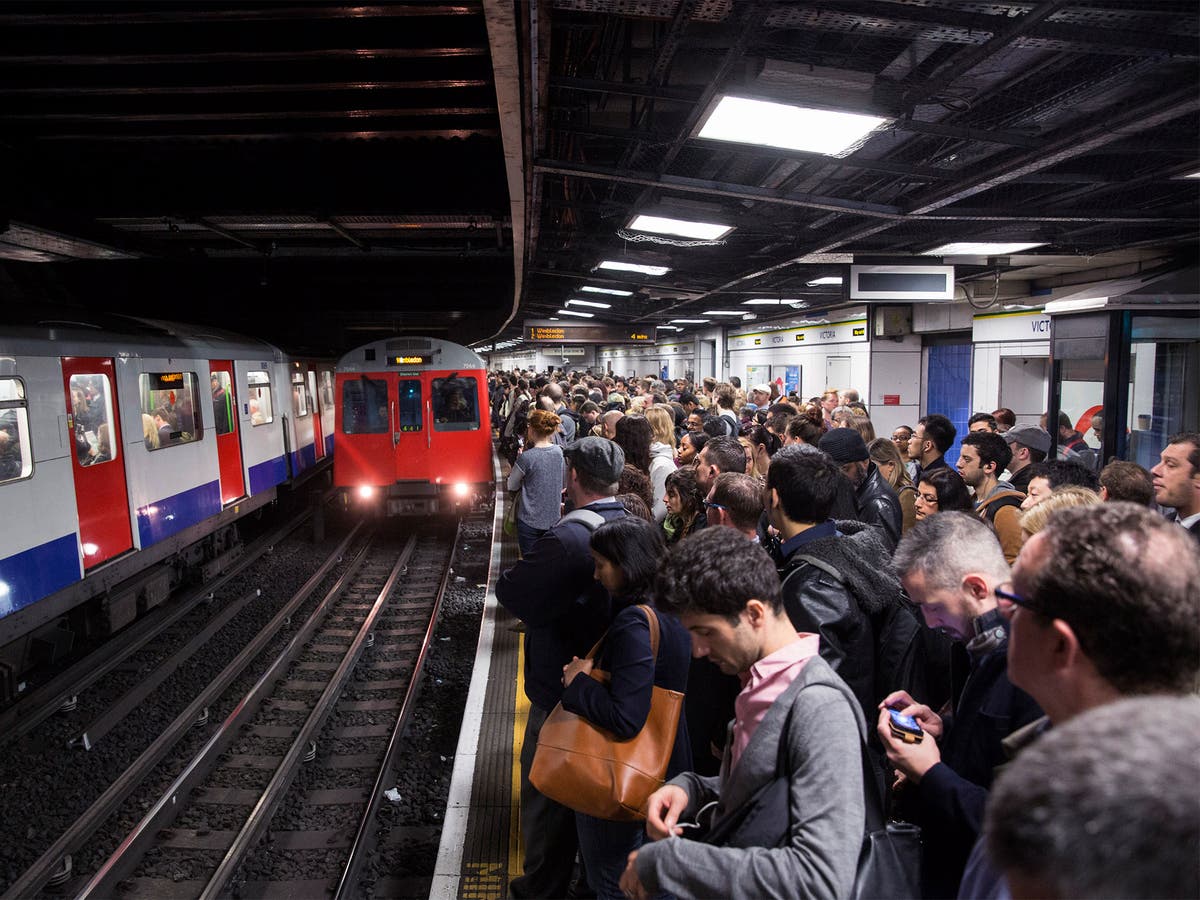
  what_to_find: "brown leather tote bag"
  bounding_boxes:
[529,605,685,821]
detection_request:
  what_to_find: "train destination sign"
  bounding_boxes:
[525,322,657,344]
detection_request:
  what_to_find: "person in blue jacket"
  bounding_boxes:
[561,517,692,900]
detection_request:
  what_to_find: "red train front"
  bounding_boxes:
[333,338,494,514]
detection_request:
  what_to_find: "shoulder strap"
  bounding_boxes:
[636,604,661,660]
[791,553,845,584]
[558,508,606,532]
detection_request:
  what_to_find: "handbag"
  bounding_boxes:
[529,605,684,821]
[502,490,519,537]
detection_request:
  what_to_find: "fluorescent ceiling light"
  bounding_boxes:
[701,310,743,316]
[807,276,843,285]
[924,241,1047,255]
[1186,171,1200,179]
[628,214,733,241]
[567,298,611,309]
[581,285,633,296]
[557,309,595,318]
[698,96,888,156]
[657,325,681,331]
[1044,297,1108,314]
[597,260,670,276]
[670,318,709,324]
[743,298,806,306]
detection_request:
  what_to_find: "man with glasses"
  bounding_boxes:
[957,501,1200,898]
[877,512,1042,898]
[702,472,763,540]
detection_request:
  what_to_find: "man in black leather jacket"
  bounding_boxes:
[765,446,904,720]
[819,427,902,550]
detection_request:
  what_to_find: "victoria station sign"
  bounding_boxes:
[525,321,657,344]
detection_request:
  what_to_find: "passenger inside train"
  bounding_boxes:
[492,366,1199,900]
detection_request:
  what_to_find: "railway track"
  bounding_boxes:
[3,519,459,900]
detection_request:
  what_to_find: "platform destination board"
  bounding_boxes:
[525,321,656,344]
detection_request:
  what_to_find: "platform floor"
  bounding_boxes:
[431,473,526,900]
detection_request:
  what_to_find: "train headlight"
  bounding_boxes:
[453,482,470,498]
[358,485,376,499]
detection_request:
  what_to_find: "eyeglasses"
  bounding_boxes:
[994,585,1047,618]
[702,500,728,512]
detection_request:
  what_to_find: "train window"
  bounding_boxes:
[247,371,274,426]
[69,373,119,466]
[292,372,309,417]
[432,376,479,431]
[211,371,235,436]
[343,377,390,434]
[139,372,203,450]
[0,378,32,484]
[320,370,334,408]
[398,379,422,431]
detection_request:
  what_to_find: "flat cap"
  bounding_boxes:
[1004,423,1051,454]
[564,436,625,484]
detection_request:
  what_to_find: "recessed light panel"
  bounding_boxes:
[580,285,633,296]
[806,276,843,285]
[567,298,611,309]
[924,242,1046,255]
[698,96,888,156]
[597,260,670,276]
[701,310,743,316]
[628,214,734,241]
[670,319,709,324]
[557,309,595,318]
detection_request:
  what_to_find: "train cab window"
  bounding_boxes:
[0,377,33,483]
[432,376,479,431]
[139,372,203,450]
[247,371,274,426]
[211,371,235,436]
[69,373,119,466]
[397,379,421,432]
[292,372,309,417]
[343,377,390,434]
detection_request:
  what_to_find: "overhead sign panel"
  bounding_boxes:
[850,265,955,301]
[525,321,657,344]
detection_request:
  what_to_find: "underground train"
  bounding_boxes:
[333,337,494,515]
[0,311,334,700]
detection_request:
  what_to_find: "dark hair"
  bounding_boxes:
[591,517,666,600]
[1099,460,1155,506]
[766,445,842,524]
[579,400,600,415]
[702,417,731,439]
[1028,459,1100,492]
[919,467,974,513]
[1167,432,1200,472]
[918,414,957,454]
[1023,503,1200,694]
[678,391,697,406]
[613,415,652,471]
[665,466,705,530]
[986,696,1200,900]
[992,408,1016,430]
[615,493,650,521]
[787,415,824,445]
[711,472,765,531]
[968,412,999,431]
[654,527,782,621]
[767,402,797,419]
[962,431,1013,474]
[749,424,781,458]
[701,436,747,477]
[714,385,735,410]
[618,464,655,510]
[679,431,707,457]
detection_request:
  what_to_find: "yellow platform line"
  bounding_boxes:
[509,633,528,882]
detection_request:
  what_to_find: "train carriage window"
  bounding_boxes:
[320,371,334,408]
[139,372,203,450]
[0,377,33,483]
[398,380,421,431]
[247,371,274,426]
[432,375,479,431]
[210,371,235,436]
[343,377,390,434]
[292,372,309,417]
[69,374,119,466]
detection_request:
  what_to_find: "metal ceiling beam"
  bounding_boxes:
[0,47,490,66]
[3,108,498,124]
[534,159,903,218]
[36,128,501,141]
[0,5,480,26]
[0,80,493,97]
[189,218,265,253]
[323,218,369,252]
[893,119,1043,149]
[550,76,702,103]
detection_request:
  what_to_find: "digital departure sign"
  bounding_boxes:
[387,355,431,366]
[525,322,657,345]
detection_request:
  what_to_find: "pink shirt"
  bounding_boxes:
[729,633,820,774]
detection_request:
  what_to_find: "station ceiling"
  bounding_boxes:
[0,1,1196,355]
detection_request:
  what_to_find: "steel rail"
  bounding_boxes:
[335,519,464,899]
[200,532,422,899]
[1,520,366,900]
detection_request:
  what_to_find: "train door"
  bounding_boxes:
[308,369,325,460]
[209,359,245,504]
[392,376,426,481]
[339,372,395,485]
[61,357,133,568]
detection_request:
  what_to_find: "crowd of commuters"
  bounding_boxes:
[491,367,1199,900]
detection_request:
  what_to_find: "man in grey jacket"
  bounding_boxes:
[619,527,865,900]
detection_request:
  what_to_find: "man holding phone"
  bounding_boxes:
[876,513,1042,898]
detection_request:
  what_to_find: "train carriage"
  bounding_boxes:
[333,337,493,515]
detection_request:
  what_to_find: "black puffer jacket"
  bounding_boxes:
[778,520,901,719]
[855,462,903,551]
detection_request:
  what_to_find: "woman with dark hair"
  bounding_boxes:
[613,415,652,472]
[676,431,707,467]
[915,466,975,521]
[563,518,691,900]
[748,423,782,478]
[661,466,706,544]
[617,464,655,512]
[788,407,825,446]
